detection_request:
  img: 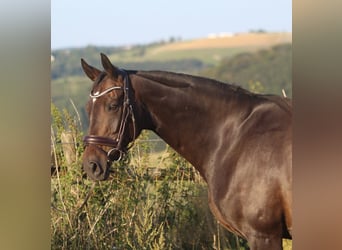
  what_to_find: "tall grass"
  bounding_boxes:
[51,104,290,250]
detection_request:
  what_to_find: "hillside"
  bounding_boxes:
[52,32,291,79]
[107,32,290,65]
[51,32,291,131]
[200,43,292,97]
[146,32,290,55]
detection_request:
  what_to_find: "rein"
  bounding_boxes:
[83,70,136,162]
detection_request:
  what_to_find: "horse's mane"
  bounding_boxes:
[133,70,291,114]
[135,70,252,95]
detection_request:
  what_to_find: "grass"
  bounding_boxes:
[283,239,292,249]
[108,46,250,66]
[52,76,89,97]
[51,141,292,249]
[107,32,292,66]
[152,33,291,51]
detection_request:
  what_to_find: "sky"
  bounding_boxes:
[51,0,291,50]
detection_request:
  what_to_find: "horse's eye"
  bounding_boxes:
[108,103,119,111]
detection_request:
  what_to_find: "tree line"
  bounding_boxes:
[52,43,292,134]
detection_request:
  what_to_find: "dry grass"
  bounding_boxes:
[106,32,292,66]
[151,32,292,53]
[283,239,293,249]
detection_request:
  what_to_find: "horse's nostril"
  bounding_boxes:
[89,161,102,176]
[89,161,97,171]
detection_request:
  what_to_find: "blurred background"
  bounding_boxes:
[52,0,292,133]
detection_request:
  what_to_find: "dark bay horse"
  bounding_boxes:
[81,53,292,249]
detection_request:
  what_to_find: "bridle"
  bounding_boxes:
[83,70,136,162]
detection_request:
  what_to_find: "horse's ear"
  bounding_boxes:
[81,58,101,81]
[100,53,118,77]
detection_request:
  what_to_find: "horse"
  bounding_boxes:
[81,53,292,249]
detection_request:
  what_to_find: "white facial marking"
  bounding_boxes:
[92,91,100,103]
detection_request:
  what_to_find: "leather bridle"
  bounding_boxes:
[83,70,136,162]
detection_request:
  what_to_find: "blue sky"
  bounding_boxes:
[52,0,291,49]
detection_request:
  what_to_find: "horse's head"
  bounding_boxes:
[81,53,138,181]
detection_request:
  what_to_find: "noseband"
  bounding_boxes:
[83,70,135,162]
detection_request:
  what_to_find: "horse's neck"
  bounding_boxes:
[132,73,251,177]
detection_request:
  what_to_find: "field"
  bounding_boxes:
[107,32,291,65]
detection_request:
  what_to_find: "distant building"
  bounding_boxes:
[207,32,234,39]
